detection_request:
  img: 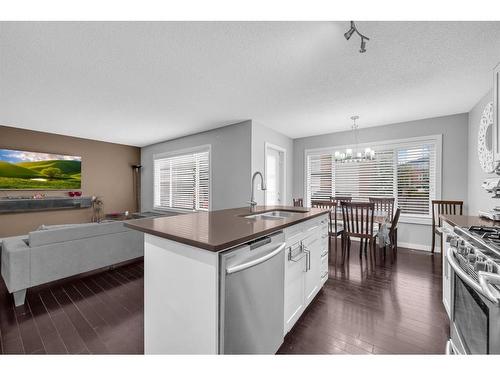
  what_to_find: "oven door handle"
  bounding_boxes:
[478,271,500,304]
[447,247,485,297]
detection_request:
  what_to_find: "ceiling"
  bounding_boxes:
[1,21,500,147]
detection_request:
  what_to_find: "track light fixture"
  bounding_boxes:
[344,21,356,40]
[360,37,367,53]
[344,21,370,53]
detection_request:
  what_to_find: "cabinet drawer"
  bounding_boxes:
[306,215,328,233]
[284,222,305,242]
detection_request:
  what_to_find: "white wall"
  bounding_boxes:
[141,121,252,211]
[293,113,469,251]
[251,122,294,206]
[468,89,495,214]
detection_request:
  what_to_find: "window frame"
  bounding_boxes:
[153,144,212,213]
[304,134,442,225]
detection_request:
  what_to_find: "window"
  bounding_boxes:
[305,136,441,222]
[154,146,210,211]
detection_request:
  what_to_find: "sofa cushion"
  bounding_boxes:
[29,221,130,247]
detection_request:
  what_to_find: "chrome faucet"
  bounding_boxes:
[249,171,267,211]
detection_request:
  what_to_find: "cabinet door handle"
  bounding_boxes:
[227,243,286,274]
[303,245,311,272]
[288,243,306,262]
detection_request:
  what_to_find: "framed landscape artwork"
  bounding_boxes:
[0,148,82,190]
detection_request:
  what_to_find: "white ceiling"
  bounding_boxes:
[1,21,500,147]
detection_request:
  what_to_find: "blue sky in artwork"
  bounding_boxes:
[0,149,81,163]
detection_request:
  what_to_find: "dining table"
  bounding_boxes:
[333,210,389,224]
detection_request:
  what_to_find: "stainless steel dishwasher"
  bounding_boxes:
[219,231,286,354]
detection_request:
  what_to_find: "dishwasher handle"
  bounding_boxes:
[226,242,286,275]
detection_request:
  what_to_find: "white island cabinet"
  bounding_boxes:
[283,215,329,334]
[126,206,329,354]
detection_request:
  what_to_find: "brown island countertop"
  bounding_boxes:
[125,205,327,252]
[441,214,500,228]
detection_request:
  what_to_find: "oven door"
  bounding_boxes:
[447,247,500,354]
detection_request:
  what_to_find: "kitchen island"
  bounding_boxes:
[126,206,329,354]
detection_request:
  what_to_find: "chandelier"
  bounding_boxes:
[334,116,375,163]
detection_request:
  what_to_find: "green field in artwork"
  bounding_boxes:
[0,157,81,190]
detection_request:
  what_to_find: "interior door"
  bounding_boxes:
[266,147,284,205]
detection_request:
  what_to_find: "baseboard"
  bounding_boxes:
[397,241,440,253]
[347,236,440,253]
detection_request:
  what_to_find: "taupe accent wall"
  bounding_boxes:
[0,125,140,237]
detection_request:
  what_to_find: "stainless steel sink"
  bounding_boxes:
[244,210,294,220]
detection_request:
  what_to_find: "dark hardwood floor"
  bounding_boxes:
[0,240,448,355]
[0,261,144,354]
[278,240,449,354]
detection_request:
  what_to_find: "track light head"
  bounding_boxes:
[344,21,355,40]
[359,38,367,53]
[344,27,355,40]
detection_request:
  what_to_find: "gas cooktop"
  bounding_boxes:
[452,226,500,278]
[466,226,500,255]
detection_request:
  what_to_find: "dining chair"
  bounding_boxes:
[293,198,303,207]
[389,208,401,257]
[311,200,344,260]
[340,202,376,264]
[331,196,352,203]
[368,197,395,222]
[431,200,463,253]
[378,208,401,261]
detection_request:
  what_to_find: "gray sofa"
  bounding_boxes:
[1,221,144,306]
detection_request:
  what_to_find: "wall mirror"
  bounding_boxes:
[478,102,496,173]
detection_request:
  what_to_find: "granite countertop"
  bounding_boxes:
[441,214,500,228]
[125,205,327,252]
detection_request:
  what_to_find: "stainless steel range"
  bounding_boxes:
[446,225,500,354]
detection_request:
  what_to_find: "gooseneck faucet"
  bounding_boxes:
[249,171,267,211]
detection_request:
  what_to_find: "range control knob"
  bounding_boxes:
[458,243,471,256]
[467,253,477,264]
[457,242,467,255]
[475,261,487,272]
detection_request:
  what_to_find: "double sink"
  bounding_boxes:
[244,210,296,220]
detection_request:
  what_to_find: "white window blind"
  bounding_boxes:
[154,148,210,211]
[306,154,333,202]
[305,137,439,220]
[396,144,435,216]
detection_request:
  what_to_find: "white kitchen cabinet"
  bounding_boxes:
[283,241,306,332]
[442,221,453,319]
[304,234,321,305]
[283,214,328,334]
